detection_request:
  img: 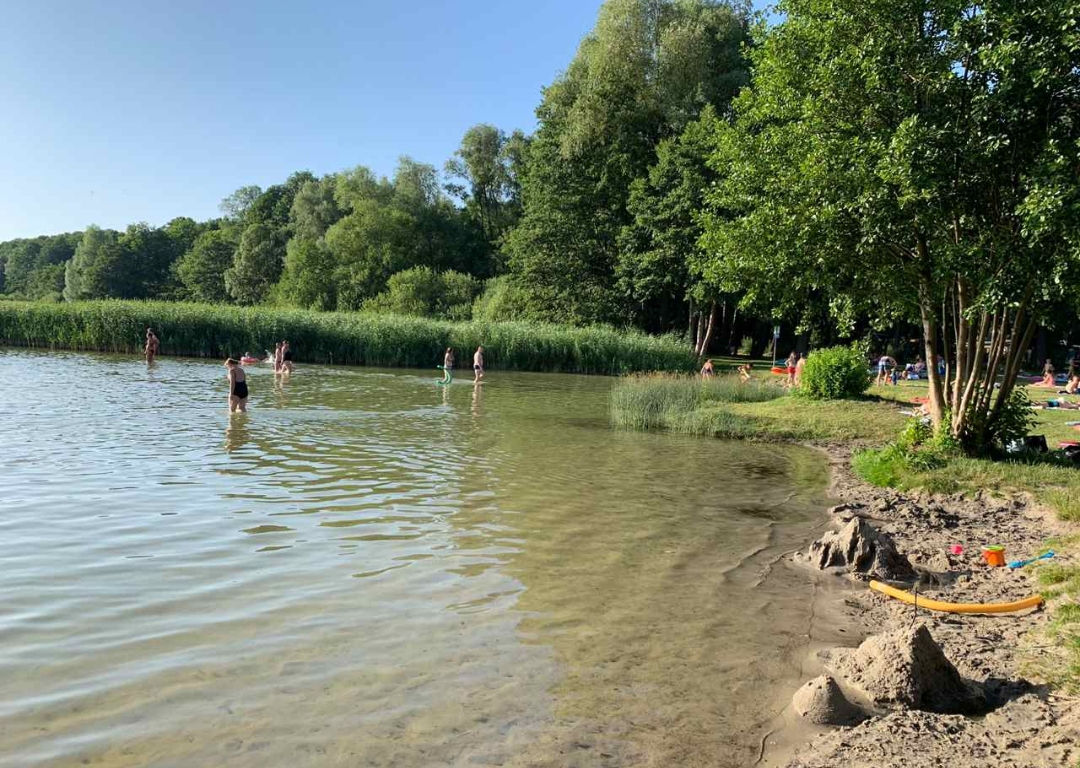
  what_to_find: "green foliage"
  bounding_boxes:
[63,226,119,301]
[610,373,783,431]
[0,300,697,375]
[0,232,80,298]
[618,108,726,332]
[175,229,238,303]
[445,124,526,260]
[471,276,529,323]
[852,444,948,488]
[507,0,749,325]
[225,223,284,305]
[363,267,481,321]
[797,346,869,400]
[958,389,1037,454]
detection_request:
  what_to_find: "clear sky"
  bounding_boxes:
[0,0,768,241]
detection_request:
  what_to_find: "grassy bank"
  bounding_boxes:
[0,300,697,375]
[609,373,909,441]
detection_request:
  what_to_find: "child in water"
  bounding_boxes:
[225,358,248,413]
[442,347,455,384]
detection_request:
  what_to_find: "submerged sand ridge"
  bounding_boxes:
[775,446,1080,768]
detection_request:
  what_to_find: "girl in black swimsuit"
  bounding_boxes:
[225,358,249,413]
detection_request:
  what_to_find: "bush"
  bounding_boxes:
[797,345,870,400]
[958,388,1036,454]
[363,267,480,321]
[471,276,529,322]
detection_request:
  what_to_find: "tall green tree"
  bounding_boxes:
[701,0,1080,444]
[506,0,750,325]
[618,106,726,335]
[224,223,284,304]
[63,226,119,301]
[445,125,526,258]
[175,228,239,303]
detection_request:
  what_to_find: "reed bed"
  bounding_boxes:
[609,373,784,431]
[0,300,696,375]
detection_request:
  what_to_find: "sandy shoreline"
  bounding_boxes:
[758,444,1079,768]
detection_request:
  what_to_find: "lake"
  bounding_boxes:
[0,349,830,767]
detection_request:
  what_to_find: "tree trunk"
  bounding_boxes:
[695,311,708,356]
[699,303,717,357]
[688,298,695,349]
[915,233,945,429]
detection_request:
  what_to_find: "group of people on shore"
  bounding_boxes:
[698,352,805,386]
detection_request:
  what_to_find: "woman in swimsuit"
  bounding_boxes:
[700,359,714,379]
[282,340,295,374]
[785,352,798,385]
[225,358,249,413]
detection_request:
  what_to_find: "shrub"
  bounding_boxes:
[957,388,1037,454]
[737,335,754,356]
[363,267,480,321]
[471,276,529,322]
[797,345,870,400]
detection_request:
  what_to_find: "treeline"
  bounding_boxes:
[0,0,758,349]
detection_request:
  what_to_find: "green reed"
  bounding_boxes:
[609,373,783,431]
[0,300,696,375]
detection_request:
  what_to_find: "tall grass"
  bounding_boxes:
[610,373,783,431]
[0,300,696,375]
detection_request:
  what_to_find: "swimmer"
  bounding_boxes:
[225,358,249,413]
[272,342,283,374]
[473,345,484,381]
[144,328,159,364]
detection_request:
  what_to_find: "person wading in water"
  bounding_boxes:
[225,358,249,413]
[144,328,160,364]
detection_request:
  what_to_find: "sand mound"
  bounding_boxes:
[823,625,985,714]
[799,517,915,580]
[791,675,864,725]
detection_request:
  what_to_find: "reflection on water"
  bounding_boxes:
[0,349,828,767]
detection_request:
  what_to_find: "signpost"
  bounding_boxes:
[772,325,781,366]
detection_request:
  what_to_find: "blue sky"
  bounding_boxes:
[0,0,768,241]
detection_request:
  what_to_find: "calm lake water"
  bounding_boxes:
[0,349,830,768]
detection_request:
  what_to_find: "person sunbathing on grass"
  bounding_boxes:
[737,362,753,382]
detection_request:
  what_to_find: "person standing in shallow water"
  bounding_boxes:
[473,345,484,381]
[442,347,454,384]
[144,328,159,364]
[281,340,295,375]
[225,358,248,413]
